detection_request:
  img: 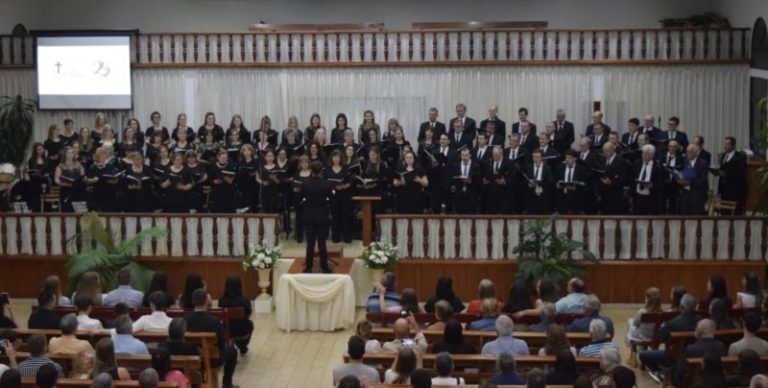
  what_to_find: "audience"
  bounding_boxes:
[626,286,662,346]
[93,338,130,380]
[367,272,400,313]
[424,276,464,313]
[332,336,380,386]
[491,352,524,385]
[577,319,618,357]
[693,351,726,388]
[512,279,558,320]
[185,288,238,388]
[355,320,381,353]
[547,349,580,385]
[138,368,160,388]
[43,275,72,306]
[382,317,427,353]
[91,372,114,388]
[18,334,63,378]
[132,291,172,333]
[525,368,547,388]
[75,295,103,330]
[568,294,615,337]
[103,270,144,308]
[0,335,18,378]
[729,312,768,356]
[751,374,768,388]
[698,275,732,310]
[219,275,254,355]
[640,293,701,382]
[466,278,499,314]
[502,283,534,315]
[152,347,190,388]
[527,302,556,332]
[28,291,62,330]
[384,347,420,384]
[481,315,529,356]
[142,272,176,309]
[336,375,361,388]
[179,273,205,309]
[736,271,763,308]
[432,319,476,354]
[409,369,432,388]
[159,318,200,356]
[0,298,15,329]
[73,271,103,307]
[0,369,21,388]
[667,319,727,386]
[111,315,149,355]
[539,324,576,356]
[35,363,58,388]
[49,313,94,354]
[397,288,422,314]
[70,350,95,379]
[709,298,736,329]
[469,298,499,331]
[425,300,453,331]
[430,352,464,385]
[669,285,687,311]
[727,349,763,387]
[555,277,587,314]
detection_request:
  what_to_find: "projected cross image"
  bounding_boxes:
[52,60,111,78]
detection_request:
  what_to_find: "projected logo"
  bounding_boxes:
[52,60,111,78]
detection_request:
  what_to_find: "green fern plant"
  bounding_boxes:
[0,95,35,165]
[67,212,167,293]
[513,214,598,292]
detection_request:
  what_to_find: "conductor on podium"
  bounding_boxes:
[302,161,333,273]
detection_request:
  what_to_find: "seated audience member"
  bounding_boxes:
[547,349,580,385]
[626,287,662,346]
[379,287,421,314]
[91,372,114,388]
[667,319,727,386]
[729,313,768,356]
[426,300,453,331]
[355,320,381,353]
[430,352,464,385]
[592,375,615,388]
[709,298,735,330]
[598,347,623,377]
[0,334,18,377]
[0,369,21,388]
[44,275,72,306]
[513,279,559,320]
[466,278,500,314]
[470,298,500,331]
[219,275,254,355]
[525,368,547,388]
[698,275,732,310]
[539,324,576,356]
[152,347,190,388]
[143,272,175,309]
[138,368,159,388]
[424,276,465,314]
[669,286,686,311]
[18,334,64,378]
[410,369,432,388]
[727,349,763,387]
[736,271,763,309]
[751,374,768,387]
[568,294,615,337]
[0,297,16,329]
[692,351,726,388]
[49,314,94,354]
[382,317,428,353]
[133,291,173,333]
[185,289,238,388]
[578,320,618,357]
[366,272,400,312]
[502,283,534,314]
[528,302,556,332]
[432,319,476,354]
[28,291,62,330]
[178,273,205,309]
[72,271,103,307]
[70,350,95,380]
[611,366,637,388]
[555,277,587,314]
[74,295,103,330]
[384,347,420,384]
[491,352,525,385]
[481,315,530,356]
[103,303,128,330]
[336,375,361,388]
[95,338,134,382]
[333,336,380,386]
[111,315,149,355]
[35,363,59,388]
[103,270,144,308]
[159,318,200,356]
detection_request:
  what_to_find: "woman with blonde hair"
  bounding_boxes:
[355,320,381,353]
[70,350,94,379]
[281,115,302,144]
[466,278,501,314]
[44,275,72,306]
[73,272,103,307]
[54,146,85,212]
[626,286,662,346]
[426,300,453,331]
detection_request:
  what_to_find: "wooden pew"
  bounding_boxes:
[372,386,572,388]
[686,355,768,383]
[667,327,768,358]
[21,379,179,388]
[365,312,580,328]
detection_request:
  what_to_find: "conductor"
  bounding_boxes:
[302,161,333,273]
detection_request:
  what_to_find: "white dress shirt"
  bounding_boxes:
[77,314,103,331]
[132,311,172,333]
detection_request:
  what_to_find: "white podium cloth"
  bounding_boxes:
[273,258,373,307]
[275,273,356,332]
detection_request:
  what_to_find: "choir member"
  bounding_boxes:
[276,148,294,232]
[596,142,628,215]
[225,114,251,144]
[360,147,390,229]
[236,144,259,213]
[473,133,492,165]
[257,149,283,213]
[640,114,662,143]
[292,156,312,242]
[197,112,225,143]
[382,118,400,142]
[484,120,504,147]
[280,128,304,159]
[226,130,245,161]
[449,103,478,140]
[127,118,145,145]
[185,151,208,212]
[658,116,689,154]
[60,118,80,147]
[197,131,222,164]
[117,125,143,158]
[575,139,598,212]
[54,146,85,212]
[254,128,274,158]
[162,152,193,213]
[207,150,236,213]
[145,132,166,164]
[85,147,122,212]
[538,131,559,168]
[692,136,711,167]
[172,113,196,142]
[430,134,456,213]
[305,113,323,144]
[523,149,553,215]
[482,146,510,214]
[418,127,438,169]
[44,125,64,166]
[511,107,537,135]
[307,141,325,165]
[358,110,380,145]
[26,143,51,211]
[676,144,709,215]
[658,140,683,214]
[257,116,279,148]
[389,127,410,166]
[517,122,537,153]
[123,153,154,213]
[621,118,641,150]
[718,136,747,214]
[480,105,506,139]
[393,150,429,214]
[418,107,446,142]
[70,141,87,171]
[555,150,587,214]
[588,123,607,152]
[78,127,96,166]
[281,115,302,145]
[170,127,194,155]
[91,113,110,144]
[631,144,665,215]
[327,150,354,242]
[585,110,611,137]
[145,111,170,144]
[330,113,351,145]
[448,119,473,152]
[150,145,172,211]
[452,147,481,214]
[344,144,363,174]
[98,125,117,149]
[504,134,529,214]
[341,129,359,154]
[552,109,575,156]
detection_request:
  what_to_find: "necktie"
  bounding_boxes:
[534,166,540,180]
[512,149,517,160]
[667,154,672,165]
[521,135,526,144]
[669,132,673,140]
[566,167,572,182]
[442,147,447,156]
[596,135,601,144]
[640,165,647,181]
[456,134,460,144]
[581,152,586,161]
[494,161,499,174]
[725,153,732,163]
[558,122,563,131]
[630,133,635,144]
[463,164,468,176]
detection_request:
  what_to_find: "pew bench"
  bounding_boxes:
[365,312,580,328]
[21,379,179,388]
[666,327,768,358]
[687,355,768,384]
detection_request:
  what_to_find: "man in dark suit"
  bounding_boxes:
[585,111,611,137]
[621,118,641,150]
[452,148,481,214]
[511,107,537,135]
[302,162,333,273]
[473,132,493,165]
[640,114,662,142]
[505,134,529,214]
[517,122,538,153]
[483,146,511,214]
[448,120,473,152]
[596,142,628,215]
[538,132,560,169]
[669,319,726,386]
[718,136,747,214]
[431,134,457,213]
[524,149,553,214]
[588,123,608,153]
[658,140,684,214]
[632,144,666,215]
[555,150,587,214]
[417,107,446,142]
[479,105,506,139]
[577,137,602,214]
[552,110,575,156]
[658,116,689,155]
[28,291,61,330]
[692,136,711,167]
[676,144,709,215]
[185,289,238,388]
[448,103,477,139]
[484,120,505,147]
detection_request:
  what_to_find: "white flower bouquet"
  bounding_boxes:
[243,241,281,270]
[361,241,399,270]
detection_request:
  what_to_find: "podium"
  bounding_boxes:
[352,196,381,246]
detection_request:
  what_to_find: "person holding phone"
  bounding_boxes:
[0,293,15,329]
[382,314,427,353]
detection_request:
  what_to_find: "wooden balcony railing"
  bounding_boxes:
[376,215,768,261]
[0,213,280,259]
[0,27,750,68]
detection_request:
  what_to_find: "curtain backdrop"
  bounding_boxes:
[0,65,748,152]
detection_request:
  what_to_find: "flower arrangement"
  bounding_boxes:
[243,242,280,270]
[361,241,399,269]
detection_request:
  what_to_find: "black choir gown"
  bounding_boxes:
[164,166,192,213]
[87,163,122,212]
[145,126,170,144]
[236,159,259,212]
[360,162,390,233]
[259,164,282,213]
[117,142,144,158]
[27,159,50,212]
[327,166,353,243]
[276,160,294,232]
[292,172,312,241]
[58,165,85,213]
[123,168,154,213]
[187,163,207,212]
[395,167,426,214]
[209,162,237,213]
[151,160,171,211]
[44,139,64,167]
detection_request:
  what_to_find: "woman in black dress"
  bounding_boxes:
[281,116,302,145]
[236,144,259,213]
[208,150,237,213]
[305,113,322,146]
[197,131,221,164]
[358,109,380,146]
[90,113,110,145]
[393,150,429,214]
[85,147,122,212]
[307,142,325,165]
[151,145,172,212]
[257,149,281,213]
[185,151,208,212]
[117,125,143,158]
[275,148,293,233]
[145,132,166,164]
[225,130,244,162]
[44,125,64,168]
[170,128,194,155]
[292,156,312,242]
[145,111,170,144]
[226,114,251,144]
[197,112,224,143]
[171,113,196,142]
[280,127,304,159]
[125,118,145,147]
[79,127,96,167]
[360,147,390,234]
[60,119,80,147]
[327,150,353,243]
[54,147,85,212]
[258,116,279,148]
[218,275,254,355]
[162,153,193,213]
[253,129,272,159]
[26,143,51,212]
[330,113,351,145]
[123,153,154,213]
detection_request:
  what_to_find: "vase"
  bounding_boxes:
[257,268,272,300]
[369,268,384,288]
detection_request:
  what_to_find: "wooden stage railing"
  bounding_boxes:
[376,215,768,261]
[0,212,280,258]
[0,27,750,67]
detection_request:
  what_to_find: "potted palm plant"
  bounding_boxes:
[0,95,35,165]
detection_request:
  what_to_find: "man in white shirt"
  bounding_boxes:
[132,291,172,333]
[74,295,103,331]
[431,352,465,385]
[103,270,144,308]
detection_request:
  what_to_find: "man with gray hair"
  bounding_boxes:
[632,143,665,214]
[481,315,529,356]
[48,313,93,355]
[418,107,446,142]
[552,109,575,156]
[676,143,709,215]
[568,294,615,337]
[555,277,587,314]
[599,347,622,373]
[449,103,477,139]
[578,319,618,357]
[112,315,149,355]
[138,368,159,388]
[91,372,114,388]
[431,352,465,385]
[480,104,506,139]
[491,352,525,385]
[666,319,726,386]
[366,272,399,312]
[528,302,556,332]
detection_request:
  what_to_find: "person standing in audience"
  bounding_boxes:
[28,291,61,330]
[185,289,238,388]
[430,352,465,385]
[332,336,380,386]
[481,315,529,356]
[49,314,94,354]
[179,273,205,309]
[547,349,580,385]
[626,287,662,346]
[159,318,200,356]
[699,275,732,310]
[424,276,464,313]
[418,108,445,143]
[539,324,576,356]
[719,136,748,214]
[568,294,615,337]
[74,295,103,331]
[555,278,588,314]
[219,275,254,355]
[577,320,618,357]
[676,143,709,215]
[366,272,400,312]
[18,334,63,378]
[112,315,149,355]
[132,291,172,333]
[585,110,611,137]
[103,270,144,308]
[384,347,420,384]
[328,150,354,242]
[432,319,477,354]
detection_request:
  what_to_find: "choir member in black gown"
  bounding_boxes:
[85,147,123,212]
[389,127,411,168]
[382,118,400,142]
[524,149,554,215]
[596,142,629,215]
[26,143,51,212]
[307,142,325,165]
[197,131,222,164]
[393,150,429,214]
[257,116,279,149]
[360,147,390,234]
[482,146,510,214]
[358,110,380,145]
[170,128,194,155]
[253,129,272,159]
[256,149,282,213]
[123,153,154,213]
[151,145,172,211]
[90,113,110,145]
[145,111,170,144]
[632,144,665,215]
[275,149,293,233]
[362,129,382,162]
[658,139,683,214]
[117,126,143,158]
[305,113,323,146]
[430,134,457,214]
[327,150,354,243]
[236,144,259,213]
[97,124,117,149]
[162,153,193,213]
[452,147,481,214]
[226,114,251,144]
[208,150,237,213]
[330,113,351,145]
[145,132,166,165]
[292,156,312,242]
[340,129,360,156]
[60,119,80,147]
[197,112,224,143]
[281,116,303,145]
[44,125,64,167]
[226,130,245,162]
[280,128,304,159]
[718,136,748,214]
[185,151,208,212]
[125,118,145,146]
[171,113,196,142]
[555,150,587,215]
[78,127,96,167]
[54,147,85,213]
